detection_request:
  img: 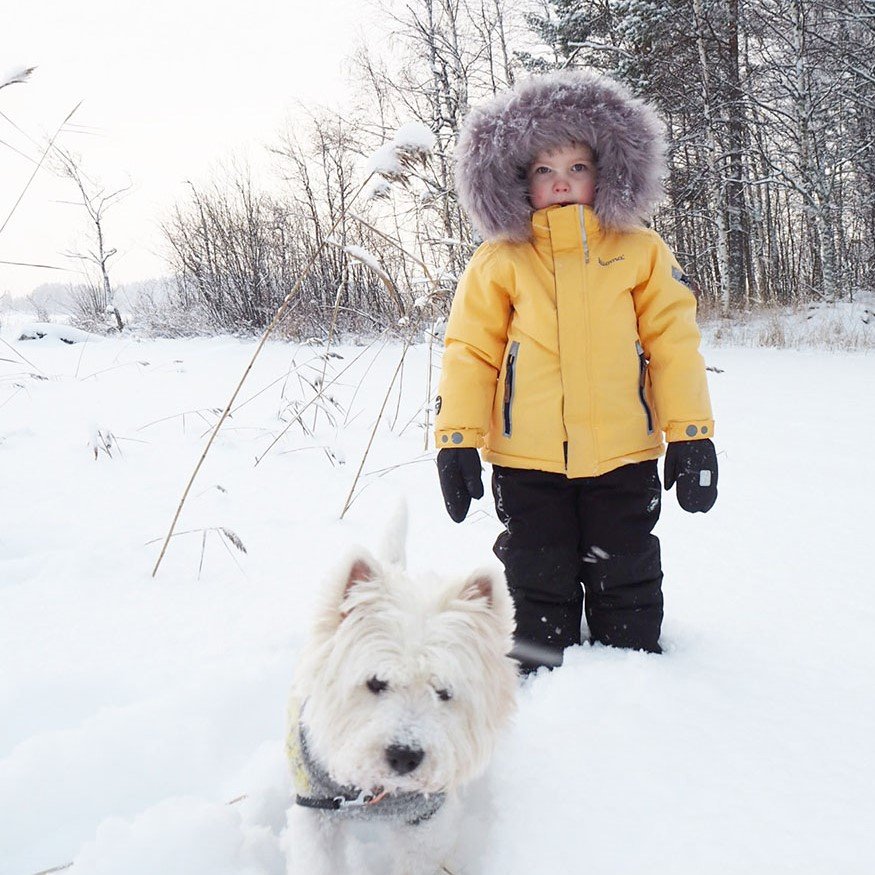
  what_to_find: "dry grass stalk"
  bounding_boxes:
[1,336,43,374]
[147,525,248,579]
[0,66,36,90]
[254,333,386,467]
[348,212,444,449]
[0,101,82,239]
[423,316,438,450]
[337,211,448,516]
[219,527,247,552]
[151,173,376,577]
[0,257,66,270]
[390,357,405,429]
[311,277,346,432]
[341,335,392,427]
[328,239,404,314]
[91,429,116,460]
[340,334,415,518]
[137,408,222,434]
[349,212,437,284]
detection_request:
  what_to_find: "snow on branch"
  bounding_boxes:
[366,143,404,180]
[365,121,437,187]
[343,244,393,285]
[365,177,393,200]
[326,238,404,314]
[393,122,437,155]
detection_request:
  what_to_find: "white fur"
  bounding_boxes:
[284,546,517,875]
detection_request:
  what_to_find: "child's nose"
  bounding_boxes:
[553,176,570,191]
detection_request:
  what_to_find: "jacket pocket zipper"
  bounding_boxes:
[502,341,520,437]
[636,341,654,435]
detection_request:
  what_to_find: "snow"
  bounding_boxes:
[700,298,875,351]
[0,66,35,90]
[1,313,874,874]
[393,122,437,154]
[71,796,283,875]
[336,244,394,288]
[364,121,437,178]
[16,322,103,345]
[365,177,392,200]
[365,142,403,177]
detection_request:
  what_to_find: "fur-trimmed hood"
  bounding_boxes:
[454,71,667,242]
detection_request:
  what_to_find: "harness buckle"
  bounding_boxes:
[334,788,376,809]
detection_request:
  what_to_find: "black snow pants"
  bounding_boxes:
[492,460,664,670]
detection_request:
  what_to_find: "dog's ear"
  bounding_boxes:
[458,569,500,607]
[456,568,516,635]
[337,553,380,619]
[344,557,376,597]
[379,497,408,569]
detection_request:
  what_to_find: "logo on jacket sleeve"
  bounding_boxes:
[672,266,692,288]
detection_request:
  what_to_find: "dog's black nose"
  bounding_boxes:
[385,744,424,775]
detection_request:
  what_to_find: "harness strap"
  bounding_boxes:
[295,787,382,811]
[291,709,444,825]
[296,794,343,811]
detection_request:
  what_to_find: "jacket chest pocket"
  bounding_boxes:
[636,341,654,435]
[502,341,520,437]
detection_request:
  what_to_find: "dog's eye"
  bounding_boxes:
[435,688,453,702]
[366,677,388,695]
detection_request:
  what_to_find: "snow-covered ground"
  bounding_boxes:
[699,296,875,351]
[1,314,873,875]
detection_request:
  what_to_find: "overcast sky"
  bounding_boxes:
[1,0,380,298]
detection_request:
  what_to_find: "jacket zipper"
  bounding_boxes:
[636,341,654,434]
[575,204,595,472]
[502,341,520,437]
[578,205,590,263]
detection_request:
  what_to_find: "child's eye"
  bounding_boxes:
[571,163,588,172]
[534,166,551,175]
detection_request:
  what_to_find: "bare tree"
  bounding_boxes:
[351,0,525,286]
[163,142,407,337]
[56,149,129,330]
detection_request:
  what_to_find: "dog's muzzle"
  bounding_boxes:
[289,710,446,825]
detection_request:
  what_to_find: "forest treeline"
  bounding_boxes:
[66,1,875,333]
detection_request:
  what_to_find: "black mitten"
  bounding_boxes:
[664,439,718,513]
[437,448,484,523]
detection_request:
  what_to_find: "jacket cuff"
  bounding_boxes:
[664,420,715,442]
[435,428,484,449]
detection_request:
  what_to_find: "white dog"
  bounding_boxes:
[283,534,517,875]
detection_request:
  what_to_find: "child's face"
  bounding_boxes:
[527,143,597,210]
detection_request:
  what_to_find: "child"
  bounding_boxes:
[434,71,718,671]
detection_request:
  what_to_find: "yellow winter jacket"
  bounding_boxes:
[434,204,714,478]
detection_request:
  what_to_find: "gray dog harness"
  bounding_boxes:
[288,708,446,826]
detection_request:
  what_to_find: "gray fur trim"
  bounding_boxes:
[455,71,667,242]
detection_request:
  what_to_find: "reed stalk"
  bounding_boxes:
[151,173,375,577]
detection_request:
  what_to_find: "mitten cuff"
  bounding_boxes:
[665,420,715,442]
